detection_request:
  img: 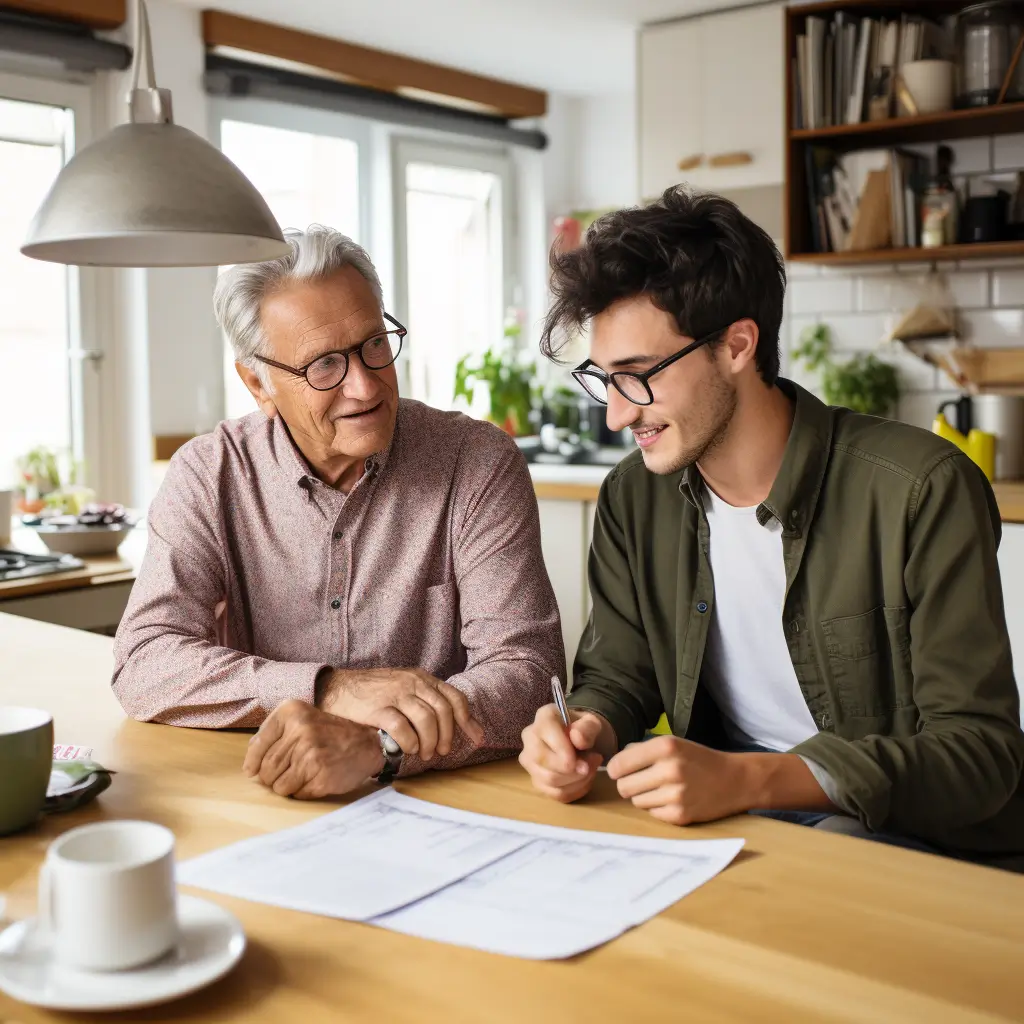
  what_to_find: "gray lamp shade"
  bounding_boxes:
[21,121,290,267]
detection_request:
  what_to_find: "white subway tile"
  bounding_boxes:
[992,269,1024,306]
[857,275,926,312]
[898,390,959,431]
[946,270,990,308]
[819,313,892,351]
[894,262,938,274]
[994,133,1024,171]
[789,277,855,314]
[786,261,821,279]
[959,257,1024,270]
[878,346,940,391]
[959,308,1024,346]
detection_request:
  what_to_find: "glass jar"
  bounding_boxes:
[956,1,1024,106]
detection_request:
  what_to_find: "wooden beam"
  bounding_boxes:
[202,10,547,119]
[1,0,126,29]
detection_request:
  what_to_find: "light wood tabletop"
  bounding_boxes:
[1,612,1023,1023]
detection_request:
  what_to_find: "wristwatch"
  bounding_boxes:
[375,729,403,785]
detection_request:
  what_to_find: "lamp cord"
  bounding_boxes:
[129,0,157,93]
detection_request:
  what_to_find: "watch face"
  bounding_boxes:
[379,730,402,757]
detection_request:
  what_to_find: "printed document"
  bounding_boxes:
[178,789,743,958]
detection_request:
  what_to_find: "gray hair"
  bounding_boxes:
[214,224,383,387]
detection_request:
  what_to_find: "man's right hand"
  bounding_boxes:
[316,668,484,761]
[519,705,616,803]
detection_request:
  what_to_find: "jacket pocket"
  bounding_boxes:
[821,606,901,718]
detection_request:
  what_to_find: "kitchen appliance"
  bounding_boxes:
[0,549,84,583]
[973,394,1024,479]
[960,192,1010,242]
[584,398,633,448]
[955,1,1024,107]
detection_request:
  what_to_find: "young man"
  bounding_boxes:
[519,187,1024,871]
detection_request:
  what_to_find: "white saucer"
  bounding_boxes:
[0,894,246,1012]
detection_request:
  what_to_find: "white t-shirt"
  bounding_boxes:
[700,486,818,752]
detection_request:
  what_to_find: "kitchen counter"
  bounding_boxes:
[532,466,1024,523]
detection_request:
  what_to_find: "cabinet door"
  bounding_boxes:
[537,499,588,681]
[698,4,785,191]
[998,523,1024,720]
[638,20,703,201]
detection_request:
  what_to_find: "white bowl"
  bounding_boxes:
[33,523,134,557]
[903,59,954,115]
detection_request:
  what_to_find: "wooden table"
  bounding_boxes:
[1,613,1023,1023]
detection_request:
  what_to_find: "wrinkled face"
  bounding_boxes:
[589,295,738,475]
[242,266,399,464]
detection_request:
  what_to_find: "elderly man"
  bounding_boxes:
[113,225,563,799]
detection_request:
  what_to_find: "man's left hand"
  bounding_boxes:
[607,735,757,825]
[242,699,383,799]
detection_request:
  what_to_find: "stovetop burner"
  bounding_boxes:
[0,548,85,582]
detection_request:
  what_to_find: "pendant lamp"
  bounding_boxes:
[21,0,288,267]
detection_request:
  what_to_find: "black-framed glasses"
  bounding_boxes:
[571,325,727,406]
[256,312,407,391]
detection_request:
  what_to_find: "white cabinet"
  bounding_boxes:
[538,499,589,680]
[998,523,1024,717]
[639,20,703,202]
[639,4,785,199]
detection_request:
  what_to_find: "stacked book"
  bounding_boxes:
[794,13,946,129]
[805,147,930,253]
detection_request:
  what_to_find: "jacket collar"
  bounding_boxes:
[680,379,834,537]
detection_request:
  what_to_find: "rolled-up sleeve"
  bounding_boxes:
[111,449,328,728]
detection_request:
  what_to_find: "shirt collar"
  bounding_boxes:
[269,403,400,491]
[680,379,834,537]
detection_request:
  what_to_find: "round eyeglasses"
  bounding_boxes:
[571,326,726,406]
[256,313,407,391]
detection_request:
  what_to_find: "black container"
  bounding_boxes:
[960,192,1010,242]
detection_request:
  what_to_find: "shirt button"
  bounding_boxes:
[696,601,708,614]
[330,598,341,610]
[333,531,342,540]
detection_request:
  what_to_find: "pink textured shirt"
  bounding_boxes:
[112,400,564,774]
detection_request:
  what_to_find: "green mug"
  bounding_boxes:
[0,706,53,835]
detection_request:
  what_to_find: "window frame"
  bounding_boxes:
[390,136,517,401]
[0,70,106,493]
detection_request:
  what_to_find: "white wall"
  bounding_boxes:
[139,1,224,439]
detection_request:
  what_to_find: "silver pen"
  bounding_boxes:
[550,676,606,772]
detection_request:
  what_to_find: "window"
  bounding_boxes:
[393,140,514,411]
[213,102,368,420]
[0,74,99,493]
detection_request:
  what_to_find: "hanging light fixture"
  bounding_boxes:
[21,0,288,267]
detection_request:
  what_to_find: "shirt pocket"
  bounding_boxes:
[821,606,908,718]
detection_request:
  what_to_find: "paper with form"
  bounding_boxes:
[178,789,744,958]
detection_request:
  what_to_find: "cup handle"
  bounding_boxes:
[37,858,55,934]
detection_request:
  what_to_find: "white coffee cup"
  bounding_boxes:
[38,820,179,971]
[0,489,12,546]
[902,59,954,114]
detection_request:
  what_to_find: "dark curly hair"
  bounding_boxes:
[541,187,786,385]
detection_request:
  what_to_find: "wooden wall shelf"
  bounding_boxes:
[791,102,1024,148]
[785,1,1024,263]
[788,239,1024,265]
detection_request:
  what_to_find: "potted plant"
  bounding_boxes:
[792,323,900,416]
[15,447,92,515]
[453,344,538,437]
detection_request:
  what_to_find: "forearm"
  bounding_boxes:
[402,659,551,775]
[113,631,327,728]
[740,752,838,813]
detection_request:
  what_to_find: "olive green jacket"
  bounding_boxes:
[567,381,1024,870]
